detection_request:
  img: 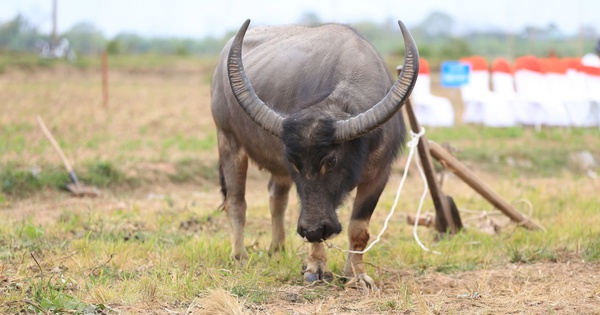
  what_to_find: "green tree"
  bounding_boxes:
[62,22,105,54]
[0,14,40,52]
[113,33,150,54]
[438,37,472,60]
[105,39,121,55]
[415,11,455,39]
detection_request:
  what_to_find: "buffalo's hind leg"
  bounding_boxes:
[343,174,390,290]
[217,132,249,260]
[268,175,292,253]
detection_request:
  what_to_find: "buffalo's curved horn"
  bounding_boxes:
[227,19,284,138]
[333,20,419,142]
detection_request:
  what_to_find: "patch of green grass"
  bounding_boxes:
[25,275,103,314]
[81,160,126,188]
[0,163,69,198]
[0,157,218,200]
[0,52,58,71]
[161,132,217,152]
[506,243,559,264]
[425,126,600,176]
[170,158,219,183]
[429,125,524,142]
[17,221,45,240]
[0,123,35,155]
[230,284,270,304]
[0,160,139,199]
[582,238,600,262]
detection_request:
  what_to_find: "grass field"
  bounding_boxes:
[1,55,599,314]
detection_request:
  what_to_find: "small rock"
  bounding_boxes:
[285,292,298,302]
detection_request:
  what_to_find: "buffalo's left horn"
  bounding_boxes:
[333,20,419,142]
[227,19,285,138]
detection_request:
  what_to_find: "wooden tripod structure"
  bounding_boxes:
[397,66,543,234]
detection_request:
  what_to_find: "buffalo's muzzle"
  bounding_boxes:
[297,219,342,243]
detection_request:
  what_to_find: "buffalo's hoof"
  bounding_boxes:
[304,272,320,282]
[344,273,378,291]
[230,249,248,261]
[268,243,285,256]
[302,265,333,283]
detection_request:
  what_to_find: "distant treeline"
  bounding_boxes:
[1,12,598,60]
[0,14,230,56]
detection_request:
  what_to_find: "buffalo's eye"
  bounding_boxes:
[326,157,337,170]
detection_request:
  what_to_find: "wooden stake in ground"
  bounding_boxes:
[36,115,101,197]
[397,66,463,235]
[102,51,109,108]
[404,99,462,234]
[428,140,543,231]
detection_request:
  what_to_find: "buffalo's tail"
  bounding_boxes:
[218,163,227,211]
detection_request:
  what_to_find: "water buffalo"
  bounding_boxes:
[211,19,418,288]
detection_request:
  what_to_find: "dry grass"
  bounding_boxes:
[1,59,599,314]
[197,288,246,315]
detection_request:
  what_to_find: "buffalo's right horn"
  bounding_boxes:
[333,20,419,142]
[227,19,285,138]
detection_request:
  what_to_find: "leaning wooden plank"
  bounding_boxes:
[428,140,543,231]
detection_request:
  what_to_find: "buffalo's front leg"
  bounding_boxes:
[343,176,389,290]
[344,219,376,289]
[217,132,249,260]
[268,175,292,252]
[303,242,333,283]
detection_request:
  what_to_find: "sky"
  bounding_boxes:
[1,0,598,39]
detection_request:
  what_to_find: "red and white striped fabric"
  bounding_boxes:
[513,55,571,128]
[491,58,515,96]
[458,56,517,127]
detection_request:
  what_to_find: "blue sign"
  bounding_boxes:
[440,61,470,88]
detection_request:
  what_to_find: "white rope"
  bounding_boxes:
[325,127,438,255]
[411,143,441,255]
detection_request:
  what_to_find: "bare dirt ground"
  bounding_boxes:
[262,261,600,315]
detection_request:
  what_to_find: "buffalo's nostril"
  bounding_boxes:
[297,227,308,240]
[322,221,342,240]
[297,221,342,242]
[301,227,325,243]
[297,225,322,242]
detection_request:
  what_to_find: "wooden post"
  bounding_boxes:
[51,0,58,47]
[397,66,461,235]
[406,99,460,234]
[101,51,109,108]
[428,140,543,231]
